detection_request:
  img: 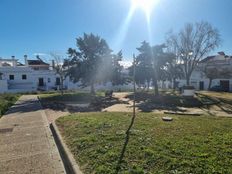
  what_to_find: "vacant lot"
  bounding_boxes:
[56,112,232,174]
[0,94,20,117]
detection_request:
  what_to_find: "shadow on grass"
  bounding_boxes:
[40,93,128,113]
[126,92,204,112]
[197,92,232,115]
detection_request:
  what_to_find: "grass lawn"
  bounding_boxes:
[56,112,232,174]
[39,91,104,104]
[0,94,20,117]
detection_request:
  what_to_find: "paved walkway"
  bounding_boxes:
[0,95,66,174]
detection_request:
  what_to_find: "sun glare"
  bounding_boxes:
[131,0,157,16]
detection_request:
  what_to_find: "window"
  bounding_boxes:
[9,75,14,80]
[22,74,27,80]
[48,78,51,83]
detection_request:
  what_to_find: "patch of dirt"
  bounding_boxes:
[41,92,232,119]
[103,92,232,117]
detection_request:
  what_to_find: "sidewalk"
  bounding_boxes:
[0,95,66,174]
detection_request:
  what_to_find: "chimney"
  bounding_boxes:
[11,56,16,67]
[24,55,28,66]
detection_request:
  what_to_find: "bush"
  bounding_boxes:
[0,94,19,116]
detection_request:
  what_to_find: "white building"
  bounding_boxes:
[0,55,72,93]
[177,52,232,92]
[0,55,133,93]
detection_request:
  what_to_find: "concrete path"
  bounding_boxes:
[0,95,66,174]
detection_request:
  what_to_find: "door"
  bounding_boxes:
[220,80,229,92]
[199,81,204,90]
[56,77,61,86]
[38,78,44,86]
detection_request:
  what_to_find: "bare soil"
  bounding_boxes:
[103,92,232,117]
[42,91,232,122]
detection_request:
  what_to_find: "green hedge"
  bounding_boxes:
[0,94,20,116]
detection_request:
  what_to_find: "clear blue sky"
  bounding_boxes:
[0,0,231,62]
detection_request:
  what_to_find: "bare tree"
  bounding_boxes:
[50,53,67,95]
[166,21,221,85]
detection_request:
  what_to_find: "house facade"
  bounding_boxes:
[0,55,133,93]
[0,56,71,93]
[177,52,232,92]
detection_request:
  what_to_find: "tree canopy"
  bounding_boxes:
[166,21,221,85]
[67,33,124,94]
[129,41,173,95]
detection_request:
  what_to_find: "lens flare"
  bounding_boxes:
[112,0,159,52]
[131,0,158,19]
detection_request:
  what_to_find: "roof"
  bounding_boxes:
[27,58,49,66]
[200,54,232,63]
[200,56,215,63]
[17,62,24,66]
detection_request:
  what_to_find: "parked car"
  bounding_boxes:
[209,85,225,92]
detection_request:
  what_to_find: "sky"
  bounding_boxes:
[0,0,232,63]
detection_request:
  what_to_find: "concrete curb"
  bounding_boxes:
[50,122,83,174]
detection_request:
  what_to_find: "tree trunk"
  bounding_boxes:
[153,79,159,96]
[208,79,212,90]
[173,78,176,91]
[61,78,64,96]
[186,75,190,86]
[90,82,95,95]
[147,81,150,92]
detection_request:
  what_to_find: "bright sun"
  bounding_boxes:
[131,0,157,15]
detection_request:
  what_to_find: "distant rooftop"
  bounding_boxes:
[200,52,232,63]
[27,57,49,66]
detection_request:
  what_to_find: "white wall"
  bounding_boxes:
[0,80,8,93]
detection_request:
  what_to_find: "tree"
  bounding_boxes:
[111,51,126,86]
[68,33,124,94]
[202,67,218,89]
[203,67,231,89]
[151,44,171,95]
[128,63,150,90]
[130,41,172,95]
[136,41,153,91]
[67,33,122,94]
[165,53,184,89]
[166,21,221,85]
[50,53,68,95]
